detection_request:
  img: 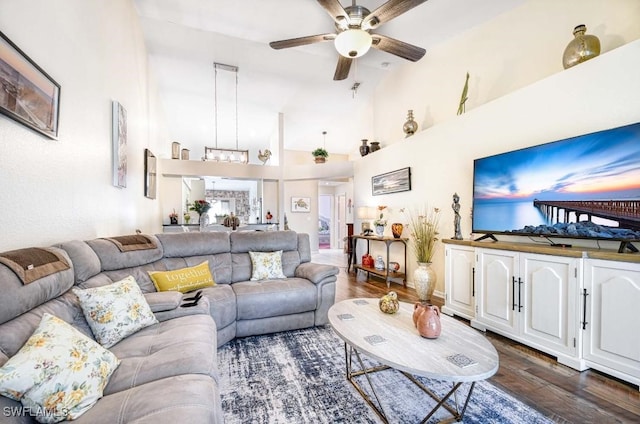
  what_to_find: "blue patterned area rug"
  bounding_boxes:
[218,326,553,423]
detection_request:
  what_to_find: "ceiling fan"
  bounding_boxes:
[269,0,428,81]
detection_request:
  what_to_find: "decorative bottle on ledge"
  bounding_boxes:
[562,24,600,69]
[359,139,369,156]
[403,110,418,137]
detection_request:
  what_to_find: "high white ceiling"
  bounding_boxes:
[134,0,522,160]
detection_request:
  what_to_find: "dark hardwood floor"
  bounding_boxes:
[313,249,640,424]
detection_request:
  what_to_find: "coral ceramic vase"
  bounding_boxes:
[391,223,403,238]
[413,303,441,339]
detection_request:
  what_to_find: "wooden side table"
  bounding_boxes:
[345,223,354,256]
[348,235,407,288]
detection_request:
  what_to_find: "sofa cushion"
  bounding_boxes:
[144,291,183,312]
[156,232,230,257]
[56,240,101,283]
[159,253,232,285]
[0,313,120,423]
[231,250,300,283]
[201,285,236,330]
[233,278,318,320]
[70,374,222,424]
[297,233,312,263]
[230,230,298,253]
[148,261,215,293]
[73,277,158,348]
[104,314,217,395]
[0,247,74,326]
[249,251,286,281]
[0,292,83,365]
[86,236,163,272]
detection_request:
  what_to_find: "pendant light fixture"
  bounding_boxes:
[204,62,248,163]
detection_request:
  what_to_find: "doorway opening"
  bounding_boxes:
[318,194,331,249]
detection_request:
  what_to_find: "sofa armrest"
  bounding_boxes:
[294,262,339,284]
[144,291,183,312]
[153,296,210,322]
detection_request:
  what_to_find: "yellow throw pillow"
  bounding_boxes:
[148,261,215,293]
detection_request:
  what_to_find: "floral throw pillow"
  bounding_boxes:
[0,313,120,423]
[249,250,287,281]
[72,276,158,348]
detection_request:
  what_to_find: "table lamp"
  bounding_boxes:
[356,206,374,235]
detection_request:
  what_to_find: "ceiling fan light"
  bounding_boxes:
[334,29,372,58]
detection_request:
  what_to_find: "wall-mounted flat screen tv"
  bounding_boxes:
[472,121,640,248]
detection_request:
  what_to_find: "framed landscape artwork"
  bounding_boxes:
[291,197,310,213]
[0,31,60,139]
[144,148,156,199]
[372,167,411,195]
[112,100,127,188]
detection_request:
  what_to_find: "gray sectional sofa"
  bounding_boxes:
[0,230,339,423]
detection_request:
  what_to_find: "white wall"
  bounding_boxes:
[284,180,319,250]
[356,39,640,294]
[373,0,640,144]
[0,0,168,251]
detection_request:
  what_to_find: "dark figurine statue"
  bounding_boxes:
[452,193,463,240]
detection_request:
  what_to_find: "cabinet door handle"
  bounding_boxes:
[518,277,524,312]
[472,267,475,297]
[512,276,517,311]
[581,288,589,330]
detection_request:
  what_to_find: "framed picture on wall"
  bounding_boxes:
[372,167,411,195]
[144,148,156,199]
[112,100,127,188]
[291,197,310,213]
[0,31,60,139]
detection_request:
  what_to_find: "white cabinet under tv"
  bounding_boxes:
[582,258,640,386]
[442,244,475,320]
[442,239,640,388]
[472,248,581,369]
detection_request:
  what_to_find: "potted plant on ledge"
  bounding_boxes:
[312,148,329,164]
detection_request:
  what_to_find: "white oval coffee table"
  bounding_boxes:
[328,298,499,423]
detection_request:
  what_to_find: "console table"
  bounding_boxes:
[348,235,408,288]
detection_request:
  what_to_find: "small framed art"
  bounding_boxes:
[372,167,411,196]
[112,101,127,188]
[291,197,310,213]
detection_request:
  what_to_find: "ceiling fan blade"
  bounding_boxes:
[269,33,336,50]
[333,55,352,80]
[317,0,350,30]
[361,0,428,30]
[372,34,426,62]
